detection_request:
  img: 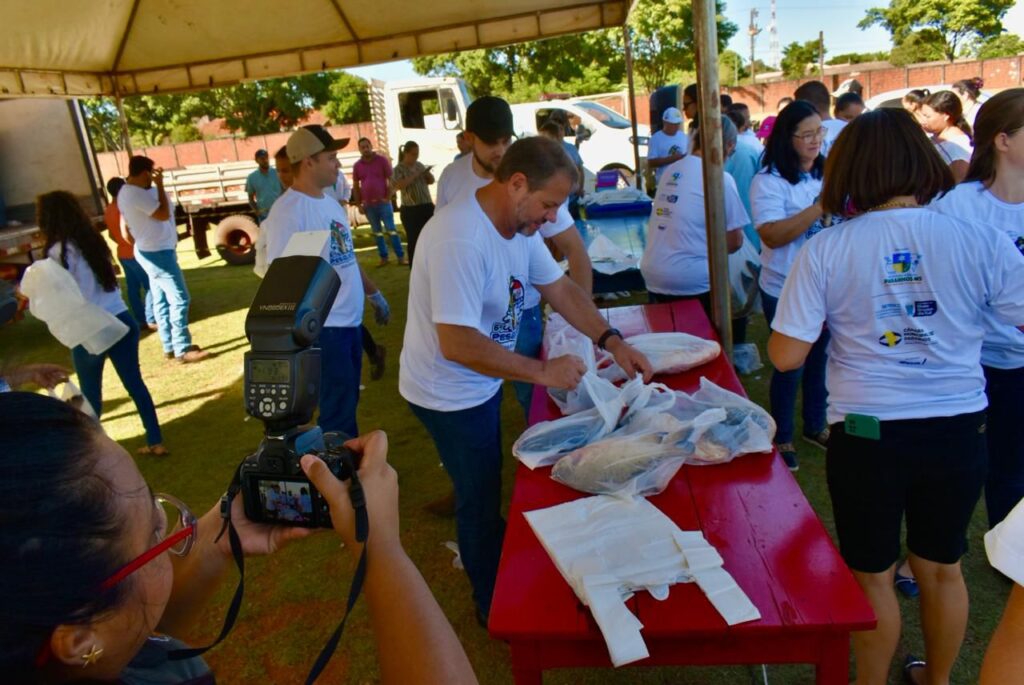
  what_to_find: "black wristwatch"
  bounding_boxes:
[597,327,623,350]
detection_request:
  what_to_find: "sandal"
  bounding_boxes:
[895,570,920,598]
[137,445,170,457]
[902,654,926,685]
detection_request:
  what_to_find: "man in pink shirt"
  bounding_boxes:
[353,138,406,266]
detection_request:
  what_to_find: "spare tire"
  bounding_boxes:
[213,214,258,266]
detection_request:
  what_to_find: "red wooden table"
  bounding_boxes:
[489,301,875,684]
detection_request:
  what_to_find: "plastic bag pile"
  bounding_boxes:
[525,495,761,667]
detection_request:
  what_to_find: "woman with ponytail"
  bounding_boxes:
[391,141,435,265]
[932,88,1024,529]
[952,77,987,129]
[920,91,974,182]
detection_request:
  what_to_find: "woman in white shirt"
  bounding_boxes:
[768,109,1024,685]
[932,88,1024,529]
[952,77,987,130]
[920,91,974,182]
[750,100,835,471]
[38,191,166,455]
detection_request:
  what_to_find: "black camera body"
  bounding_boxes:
[239,253,348,528]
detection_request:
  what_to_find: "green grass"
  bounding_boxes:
[3,227,1012,684]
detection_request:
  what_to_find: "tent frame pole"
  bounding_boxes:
[622,24,643,189]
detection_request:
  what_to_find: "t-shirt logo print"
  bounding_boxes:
[883,249,923,285]
[490,276,526,351]
[328,220,355,268]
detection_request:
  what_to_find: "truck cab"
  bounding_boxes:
[370,77,471,171]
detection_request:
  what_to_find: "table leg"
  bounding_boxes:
[512,666,543,685]
[816,634,851,685]
[509,642,543,685]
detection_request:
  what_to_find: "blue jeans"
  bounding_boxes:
[512,305,543,417]
[761,289,829,444]
[318,326,362,436]
[120,257,154,326]
[409,389,505,616]
[983,365,1024,527]
[136,249,193,357]
[72,311,162,445]
[364,203,405,261]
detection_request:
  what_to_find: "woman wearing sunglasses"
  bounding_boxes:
[1,392,476,684]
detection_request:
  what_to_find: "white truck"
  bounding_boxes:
[369,77,648,190]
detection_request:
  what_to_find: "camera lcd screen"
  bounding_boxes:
[250,359,290,384]
[255,479,313,523]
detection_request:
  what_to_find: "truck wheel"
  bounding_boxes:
[213,215,258,266]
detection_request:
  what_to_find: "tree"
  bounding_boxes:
[322,72,371,124]
[888,29,947,66]
[205,73,336,136]
[826,51,890,65]
[975,32,1024,59]
[859,0,1014,61]
[781,40,825,79]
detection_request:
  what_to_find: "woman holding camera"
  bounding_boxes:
[38,190,165,455]
[767,108,1024,685]
[0,393,476,684]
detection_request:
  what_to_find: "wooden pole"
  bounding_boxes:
[818,31,825,78]
[114,87,134,157]
[623,25,643,190]
[693,0,733,358]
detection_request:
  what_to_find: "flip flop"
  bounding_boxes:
[137,445,170,457]
[903,654,926,685]
[895,570,920,598]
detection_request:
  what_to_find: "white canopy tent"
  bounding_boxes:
[0,0,628,97]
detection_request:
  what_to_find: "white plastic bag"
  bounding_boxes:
[597,332,720,382]
[551,432,687,498]
[670,378,776,465]
[733,343,763,375]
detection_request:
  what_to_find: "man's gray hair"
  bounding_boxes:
[495,137,579,191]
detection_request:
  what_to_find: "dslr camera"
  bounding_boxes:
[239,254,357,528]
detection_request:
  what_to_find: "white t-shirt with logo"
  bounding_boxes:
[525,202,574,309]
[47,243,127,316]
[117,184,177,252]
[640,155,749,296]
[435,154,490,211]
[262,190,364,329]
[772,208,1024,424]
[399,196,565,411]
[648,130,690,184]
[323,173,352,203]
[750,169,836,297]
[931,181,1024,369]
[820,118,847,157]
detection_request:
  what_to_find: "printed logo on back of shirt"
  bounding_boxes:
[666,172,681,186]
[655,207,673,217]
[328,220,356,268]
[490,276,526,351]
[883,249,923,285]
[878,327,936,348]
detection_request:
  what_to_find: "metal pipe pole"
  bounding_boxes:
[114,87,133,157]
[693,0,733,359]
[818,31,825,78]
[623,25,643,190]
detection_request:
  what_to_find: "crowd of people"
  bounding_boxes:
[3,73,1023,685]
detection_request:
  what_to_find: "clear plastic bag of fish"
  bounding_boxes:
[545,329,623,417]
[597,332,721,382]
[513,407,616,470]
[669,378,776,465]
[550,433,689,498]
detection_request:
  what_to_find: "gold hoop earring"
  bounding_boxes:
[81,644,104,667]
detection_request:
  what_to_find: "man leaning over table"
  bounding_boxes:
[399,136,653,625]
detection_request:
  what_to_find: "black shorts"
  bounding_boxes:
[826,410,987,573]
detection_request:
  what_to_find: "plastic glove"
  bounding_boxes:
[368,291,390,325]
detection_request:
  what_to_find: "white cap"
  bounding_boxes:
[662,107,683,124]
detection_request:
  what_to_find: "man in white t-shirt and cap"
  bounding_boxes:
[647,107,690,187]
[118,155,208,364]
[261,124,390,437]
[400,136,652,623]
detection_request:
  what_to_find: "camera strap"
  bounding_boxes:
[166,460,371,685]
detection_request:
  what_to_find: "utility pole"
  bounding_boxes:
[818,31,825,77]
[748,9,761,86]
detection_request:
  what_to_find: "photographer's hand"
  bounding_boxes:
[301,430,399,554]
[219,495,315,556]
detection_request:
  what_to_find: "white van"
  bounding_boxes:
[509,100,649,189]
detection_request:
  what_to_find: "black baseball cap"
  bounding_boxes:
[466,96,514,144]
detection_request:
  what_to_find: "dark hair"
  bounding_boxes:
[692,115,737,153]
[793,81,831,116]
[965,88,1024,186]
[952,77,984,102]
[821,108,953,216]
[719,94,734,109]
[835,93,864,113]
[105,177,125,199]
[37,191,118,292]
[539,121,563,138]
[357,137,371,146]
[495,136,578,191]
[761,100,825,184]
[127,155,154,177]
[846,79,864,97]
[777,96,794,110]
[274,145,289,160]
[925,90,973,142]
[0,393,130,680]
[902,89,931,109]
[398,140,419,161]
[725,103,751,131]
[683,83,698,104]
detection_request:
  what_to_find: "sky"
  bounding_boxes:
[345,1,1024,81]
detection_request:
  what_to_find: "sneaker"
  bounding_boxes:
[175,349,210,364]
[777,443,799,471]
[397,257,408,266]
[802,427,831,451]
[369,344,387,381]
[377,258,389,267]
[164,351,175,360]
